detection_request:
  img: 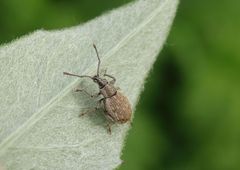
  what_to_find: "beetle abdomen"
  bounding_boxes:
[104,91,132,123]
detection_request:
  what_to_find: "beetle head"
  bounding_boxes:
[63,44,108,87]
[92,75,108,88]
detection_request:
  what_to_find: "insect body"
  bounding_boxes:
[64,44,132,133]
[100,82,132,124]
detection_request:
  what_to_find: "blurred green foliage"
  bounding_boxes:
[1,0,240,169]
[0,0,132,43]
[122,0,240,169]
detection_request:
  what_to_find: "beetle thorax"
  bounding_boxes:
[100,84,117,98]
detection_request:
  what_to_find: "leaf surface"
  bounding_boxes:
[0,0,178,169]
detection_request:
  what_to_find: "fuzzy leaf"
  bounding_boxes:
[0,0,178,169]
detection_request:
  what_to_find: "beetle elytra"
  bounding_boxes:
[63,44,132,133]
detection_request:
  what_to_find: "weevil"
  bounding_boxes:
[63,44,132,133]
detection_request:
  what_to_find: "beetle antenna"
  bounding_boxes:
[93,44,101,76]
[63,72,93,79]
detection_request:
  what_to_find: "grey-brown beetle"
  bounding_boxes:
[63,44,132,133]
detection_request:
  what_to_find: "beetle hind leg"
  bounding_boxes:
[105,116,115,135]
[107,123,112,134]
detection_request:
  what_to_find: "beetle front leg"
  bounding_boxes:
[104,73,116,85]
[75,88,100,98]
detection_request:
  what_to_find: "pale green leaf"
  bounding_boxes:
[0,0,178,169]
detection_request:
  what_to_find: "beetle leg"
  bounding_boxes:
[79,102,101,117]
[102,69,116,85]
[99,97,104,103]
[79,108,97,117]
[107,123,112,135]
[104,73,116,85]
[100,102,113,135]
[104,113,114,134]
[75,88,100,98]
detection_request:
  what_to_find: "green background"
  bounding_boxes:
[1,0,240,169]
